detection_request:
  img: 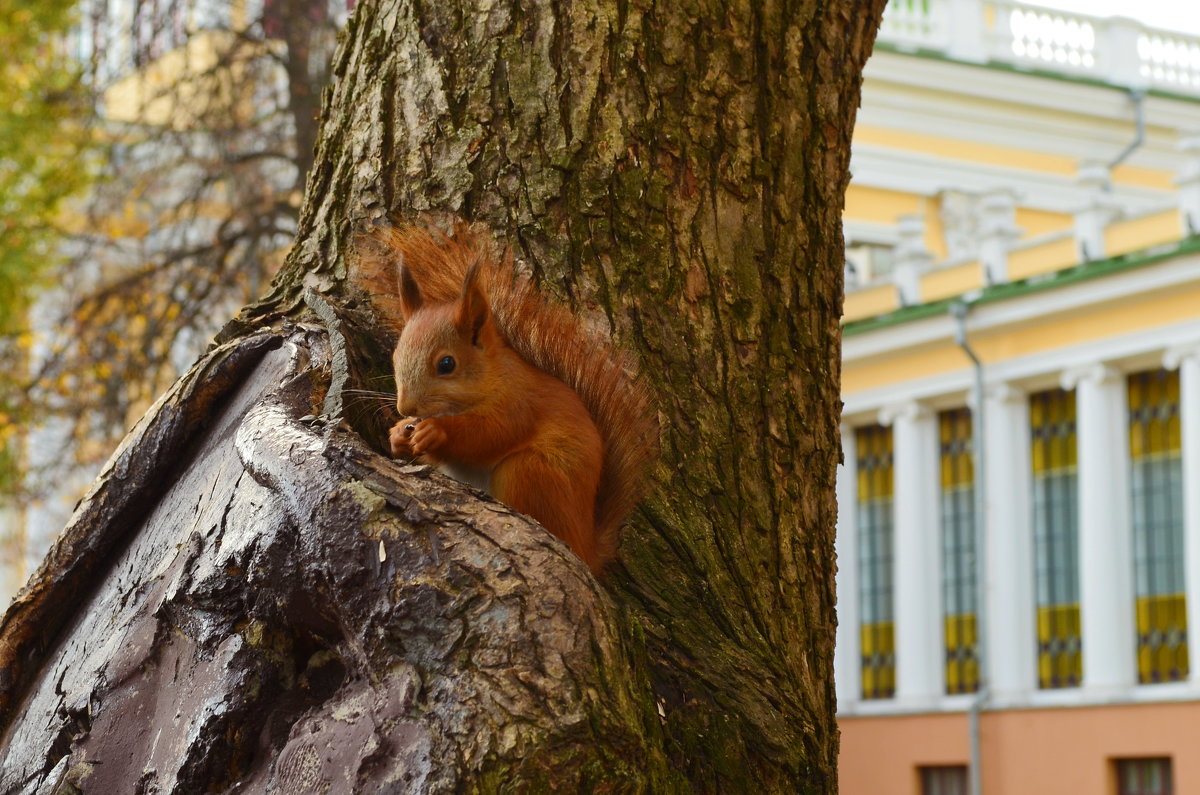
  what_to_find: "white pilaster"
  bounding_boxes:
[1062,363,1134,692]
[883,401,943,704]
[983,384,1036,698]
[1163,344,1200,688]
[835,424,862,706]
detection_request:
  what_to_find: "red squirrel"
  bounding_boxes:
[356,222,656,573]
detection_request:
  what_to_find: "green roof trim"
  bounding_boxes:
[843,234,1200,337]
[872,41,1200,105]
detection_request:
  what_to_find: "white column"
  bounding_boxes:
[1176,135,1200,236]
[983,384,1036,698]
[1163,344,1200,687]
[1063,363,1135,692]
[884,401,943,704]
[835,424,862,706]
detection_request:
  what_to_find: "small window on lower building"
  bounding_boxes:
[920,765,967,795]
[1117,758,1173,795]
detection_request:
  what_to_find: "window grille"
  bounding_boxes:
[939,408,978,694]
[1030,387,1081,689]
[857,424,896,700]
[1128,369,1188,684]
[1116,757,1173,795]
[920,765,968,795]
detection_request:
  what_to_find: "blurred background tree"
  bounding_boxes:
[0,0,97,591]
[0,0,351,600]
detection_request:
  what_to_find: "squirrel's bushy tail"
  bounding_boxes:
[355,221,658,568]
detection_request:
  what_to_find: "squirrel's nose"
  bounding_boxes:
[397,392,418,418]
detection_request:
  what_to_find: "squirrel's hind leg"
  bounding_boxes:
[491,452,602,573]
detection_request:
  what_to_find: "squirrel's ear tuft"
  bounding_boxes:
[456,260,490,347]
[397,259,424,320]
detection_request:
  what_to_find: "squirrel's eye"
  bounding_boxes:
[436,355,456,375]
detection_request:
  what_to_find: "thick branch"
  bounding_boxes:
[0,329,672,793]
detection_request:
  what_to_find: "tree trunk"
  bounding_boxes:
[0,0,883,791]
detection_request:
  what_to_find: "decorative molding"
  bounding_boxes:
[878,400,930,427]
[894,214,933,306]
[862,50,1200,139]
[978,189,1021,283]
[843,316,1200,419]
[985,382,1027,405]
[939,189,980,262]
[849,145,1172,217]
[843,250,1200,364]
[1164,341,1200,370]
[843,219,900,247]
[1060,362,1121,391]
[1177,135,1200,236]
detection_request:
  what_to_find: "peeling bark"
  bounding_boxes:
[0,0,883,791]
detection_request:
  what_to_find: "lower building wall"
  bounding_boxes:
[839,701,1200,794]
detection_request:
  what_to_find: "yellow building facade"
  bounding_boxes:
[838,2,1200,793]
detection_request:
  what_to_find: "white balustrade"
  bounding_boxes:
[878,0,1200,96]
[879,0,952,52]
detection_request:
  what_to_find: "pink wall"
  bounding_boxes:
[840,701,1200,794]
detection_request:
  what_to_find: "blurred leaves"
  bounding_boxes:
[5,0,343,509]
[0,0,96,493]
[0,0,93,330]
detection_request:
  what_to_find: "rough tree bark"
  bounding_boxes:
[0,0,883,791]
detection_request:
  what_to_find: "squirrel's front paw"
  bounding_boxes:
[389,418,420,458]
[409,418,448,455]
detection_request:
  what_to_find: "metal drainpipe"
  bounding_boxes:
[951,300,988,795]
[1105,88,1146,190]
